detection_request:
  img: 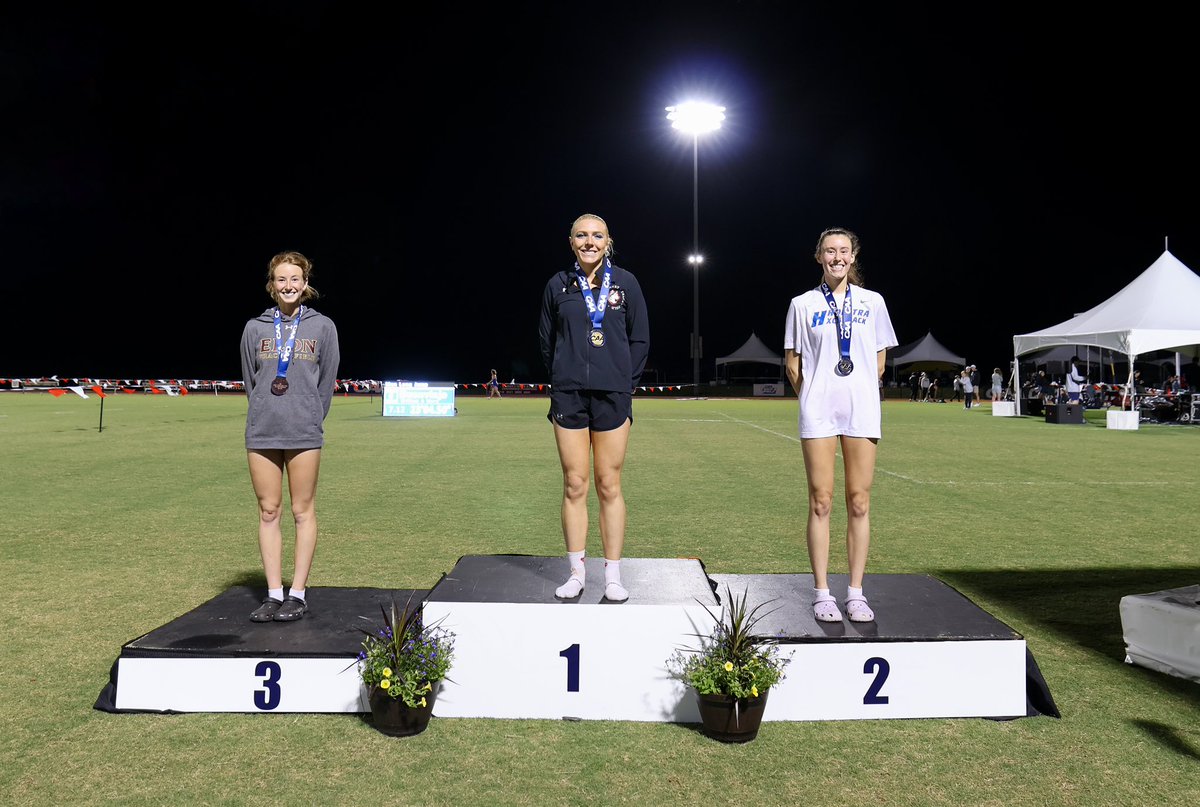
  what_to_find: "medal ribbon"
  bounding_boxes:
[819,282,852,367]
[575,259,612,333]
[273,305,304,379]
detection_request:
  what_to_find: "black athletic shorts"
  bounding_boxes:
[547,389,632,431]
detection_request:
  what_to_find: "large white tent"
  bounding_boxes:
[1012,249,1200,412]
[715,332,783,382]
[885,331,966,382]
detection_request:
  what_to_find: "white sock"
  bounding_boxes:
[604,559,628,602]
[268,587,284,602]
[555,551,586,598]
[567,550,586,579]
[847,586,864,601]
[814,587,834,602]
[288,588,306,602]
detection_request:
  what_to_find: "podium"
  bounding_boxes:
[96,556,1056,722]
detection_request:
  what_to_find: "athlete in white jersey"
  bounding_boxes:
[784,227,897,624]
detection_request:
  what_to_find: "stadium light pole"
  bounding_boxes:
[666,101,725,397]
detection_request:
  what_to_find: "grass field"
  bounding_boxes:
[1,391,1197,806]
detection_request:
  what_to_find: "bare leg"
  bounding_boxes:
[591,419,630,562]
[248,449,286,590]
[553,425,592,553]
[553,424,592,597]
[840,436,878,589]
[593,419,631,601]
[800,437,838,590]
[283,448,322,591]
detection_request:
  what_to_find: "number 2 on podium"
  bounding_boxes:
[863,656,890,705]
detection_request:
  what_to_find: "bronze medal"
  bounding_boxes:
[270,377,289,396]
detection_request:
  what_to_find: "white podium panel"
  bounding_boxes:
[765,639,1027,720]
[426,605,1029,722]
[115,657,366,713]
[992,401,1016,417]
[425,601,710,721]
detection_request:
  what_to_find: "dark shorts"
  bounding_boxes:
[547,389,632,431]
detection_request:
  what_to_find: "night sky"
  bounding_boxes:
[5,2,1197,384]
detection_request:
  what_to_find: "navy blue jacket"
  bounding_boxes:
[538,262,649,392]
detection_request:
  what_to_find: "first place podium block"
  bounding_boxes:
[424,555,716,721]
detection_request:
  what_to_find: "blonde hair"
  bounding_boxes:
[568,213,614,257]
[265,250,320,303]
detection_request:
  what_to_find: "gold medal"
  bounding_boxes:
[589,328,606,347]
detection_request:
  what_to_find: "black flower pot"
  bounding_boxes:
[695,690,769,742]
[368,682,440,737]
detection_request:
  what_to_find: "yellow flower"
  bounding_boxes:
[751,685,759,697]
[380,679,391,690]
[423,682,433,692]
[382,668,392,678]
[419,697,427,707]
[724,662,734,672]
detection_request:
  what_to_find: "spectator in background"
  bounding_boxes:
[961,368,975,409]
[487,368,502,398]
[908,371,920,401]
[920,371,931,401]
[991,366,1004,402]
[1036,369,1055,400]
[1066,356,1086,403]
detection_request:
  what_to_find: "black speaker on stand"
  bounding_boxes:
[1046,402,1085,424]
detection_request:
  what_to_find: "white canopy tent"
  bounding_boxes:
[1012,249,1200,413]
[715,332,783,382]
[885,331,966,383]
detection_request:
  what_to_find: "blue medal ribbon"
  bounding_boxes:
[575,259,612,346]
[818,282,854,375]
[273,305,304,379]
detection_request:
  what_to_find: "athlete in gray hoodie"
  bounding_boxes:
[240,250,340,623]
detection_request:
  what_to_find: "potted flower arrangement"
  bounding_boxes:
[666,584,791,742]
[356,593,456,737]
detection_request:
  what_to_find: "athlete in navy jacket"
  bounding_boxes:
[537,213,650,602]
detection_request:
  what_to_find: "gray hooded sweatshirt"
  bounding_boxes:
[240,306,340,449]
